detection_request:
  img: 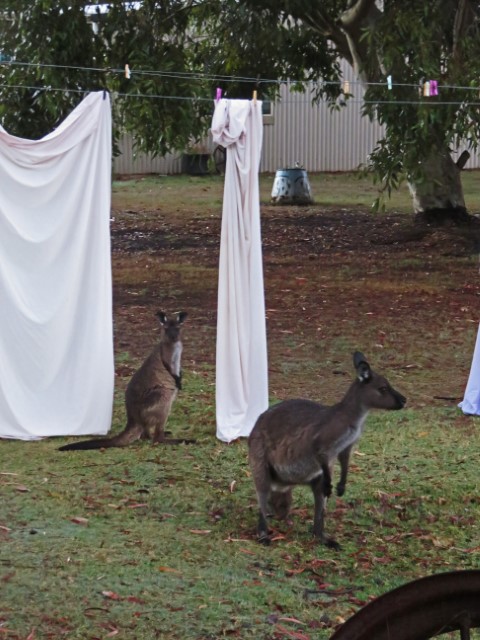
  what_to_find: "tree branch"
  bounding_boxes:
[453,0,476,60]
[340,0,378,31]
[338,0,382,83]
[289,5,354,67]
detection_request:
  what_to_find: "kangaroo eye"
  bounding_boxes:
[379,386,389,394]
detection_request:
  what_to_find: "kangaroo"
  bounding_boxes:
[59,311,192,451]
[248,352,406,548]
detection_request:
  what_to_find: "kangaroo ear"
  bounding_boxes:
[177,311,188,324]
[353,351,371,382]
[156,311,168,325]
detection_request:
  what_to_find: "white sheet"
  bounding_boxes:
[0,92,114,440]
[211,99,269,442]
[459,323,480,415]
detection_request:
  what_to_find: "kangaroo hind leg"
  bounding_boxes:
[142,390,194,445]
[249,458,273,544]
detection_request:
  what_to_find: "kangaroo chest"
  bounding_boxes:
[270,415,367,487]
[170,342,182,377]
[328,417,366,459]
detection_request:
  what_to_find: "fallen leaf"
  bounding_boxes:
[15,485,29,492]
[285,568,306,576]
[70,517,89,526]
[1,572,15,582]
[102,590,122,600]
[274,623,310,639]
[189,529,211,535]
[279,617,306,625]
[157,566,181,574]
[126,596,146,604]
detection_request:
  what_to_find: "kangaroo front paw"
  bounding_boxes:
[336,482,345,497]
[258,533,271,546]
[324,537,341,551]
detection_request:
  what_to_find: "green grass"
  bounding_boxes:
[2,399,479,639]
[2,171,480,639]
[112,169,480,216]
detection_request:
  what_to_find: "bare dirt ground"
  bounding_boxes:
[109,200,480,415]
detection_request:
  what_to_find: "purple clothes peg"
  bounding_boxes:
[215,87,222,101]
[430,80,438,96]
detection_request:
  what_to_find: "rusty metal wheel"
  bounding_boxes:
[330,571,480,640]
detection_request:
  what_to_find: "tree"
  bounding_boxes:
[2,1,480,221]
[0,1,212,154]
[0,1,338,154]
[218,0,480,221]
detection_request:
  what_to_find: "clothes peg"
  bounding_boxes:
[125,64,131,79]
[343,80,350,94]
[252,90,257,104]
[387,75,392,90]
[430,80,438,96]
[215,87,222,101]
[423,81,430,97]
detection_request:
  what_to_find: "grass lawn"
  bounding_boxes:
[1,170,480,639]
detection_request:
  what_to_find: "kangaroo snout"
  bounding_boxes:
[394,390,407,409]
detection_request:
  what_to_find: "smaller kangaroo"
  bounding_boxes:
[59,311,191,451]
[248,352,406,548]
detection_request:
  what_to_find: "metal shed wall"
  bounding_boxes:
[113,63,479,175]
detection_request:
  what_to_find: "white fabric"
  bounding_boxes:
[212,99,269,442]
[459,323,480,415]
[0,92,114,440]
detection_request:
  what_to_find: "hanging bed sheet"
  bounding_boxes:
[458,323,480,415]
[0,91,114,440]
[211,99,269,442]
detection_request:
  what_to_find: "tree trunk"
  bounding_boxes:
[407,148,470,224]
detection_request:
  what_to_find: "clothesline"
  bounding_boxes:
[2,60,480,93]
[1,82,480,107]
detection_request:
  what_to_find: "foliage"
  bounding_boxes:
[0,0,340,154]
[2,1,480,211]
[0,1,210,153]
[0,1,105,140]
[361,1,480,198]
[191,1,341,101]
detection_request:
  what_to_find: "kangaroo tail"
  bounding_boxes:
[58,425,142,452]
[58,438,118,451]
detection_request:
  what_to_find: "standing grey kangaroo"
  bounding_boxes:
[59,311,191,451]
[248,352,406,548]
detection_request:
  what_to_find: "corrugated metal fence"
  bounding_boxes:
[113,76,479,175]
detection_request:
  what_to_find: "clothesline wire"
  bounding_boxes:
[2,82,480,107]
[2,60,480,93]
